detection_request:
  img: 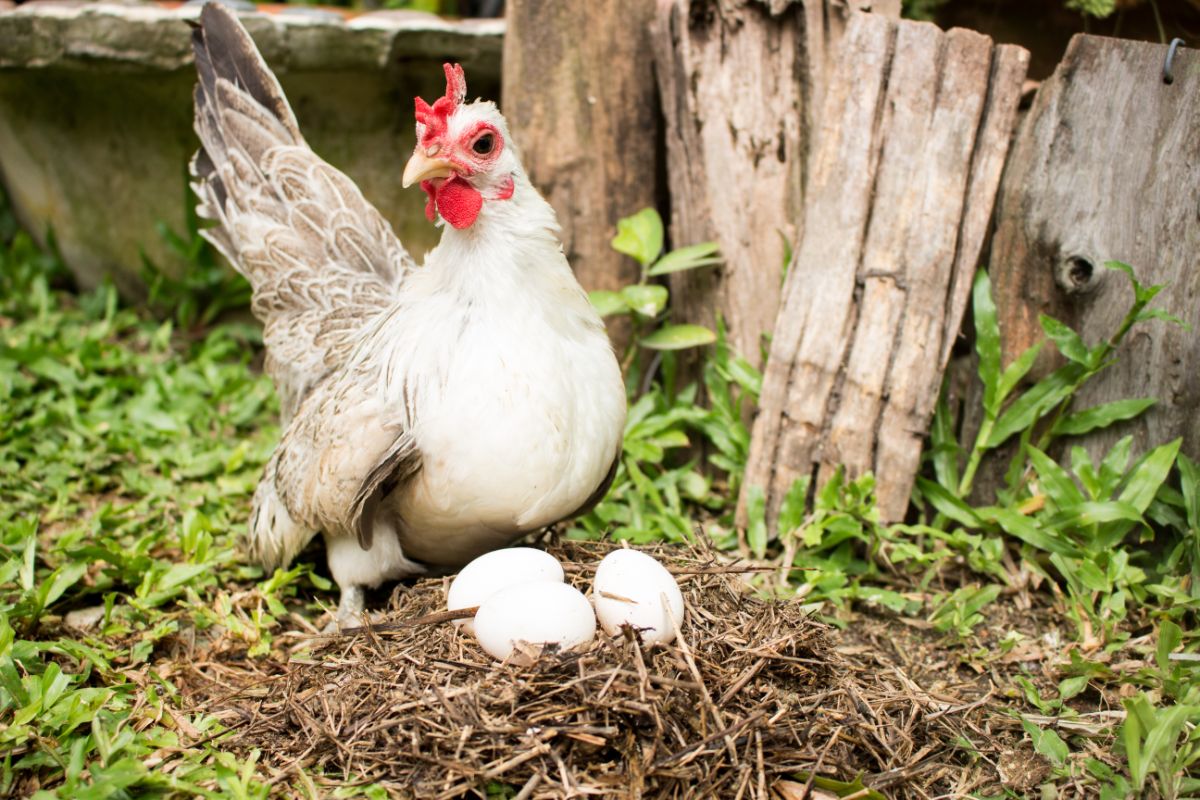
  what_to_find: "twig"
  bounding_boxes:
[513,772,543,800]
[668,594,736,760]
[339,607,478,635]
[653,711,767,768]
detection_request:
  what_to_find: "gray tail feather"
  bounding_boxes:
[249,454,317,572]
[188,2,303,279]
[191,3,299,137]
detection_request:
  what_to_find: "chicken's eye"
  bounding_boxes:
[472,133,495,155]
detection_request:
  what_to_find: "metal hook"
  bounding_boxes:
[1163,38,1185,85]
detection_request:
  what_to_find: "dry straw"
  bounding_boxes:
[184,539,1007,798]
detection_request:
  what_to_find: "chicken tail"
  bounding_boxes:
[188,2,304,282]
[249,453,318,572]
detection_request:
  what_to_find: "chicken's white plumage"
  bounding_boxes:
[189,4,625,623]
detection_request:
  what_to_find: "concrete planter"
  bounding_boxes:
[0,1,503,295]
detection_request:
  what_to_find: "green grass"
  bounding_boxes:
[0,230,315,797]
[2,203,1199,798]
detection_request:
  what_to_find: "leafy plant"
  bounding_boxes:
[1065,0,1117,17]
[905,0,1136,21]
[0,227,293,795]
[570,322,761,545]
[571,209,761,544]
[928,583,1002,638]
[901,0,950,21]
[591,207,721,365]
[916,264,1188,645]
[1122,693,1200,800]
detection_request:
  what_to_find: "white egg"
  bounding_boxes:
[592,549,685,645]
[473,582,596,664]
[446,548,564,635]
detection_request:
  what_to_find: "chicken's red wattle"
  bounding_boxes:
[421,177,482,229]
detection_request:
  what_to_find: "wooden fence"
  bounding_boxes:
[504,0,1199,530]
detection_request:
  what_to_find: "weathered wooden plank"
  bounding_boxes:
[501,0,659,339]
[990,34,1200,467]
[652,0,899,369]
[741,13,1028,526]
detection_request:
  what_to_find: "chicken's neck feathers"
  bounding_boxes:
[422,170,572,298]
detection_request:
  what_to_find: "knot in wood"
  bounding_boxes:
[1055,253,1101,295]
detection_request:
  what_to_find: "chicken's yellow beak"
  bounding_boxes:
[403,150,457,188]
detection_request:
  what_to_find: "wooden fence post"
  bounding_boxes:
[989,34,1200,466]
[501,0,660,335]
[740,14,1028,526]
[653,0,899,369]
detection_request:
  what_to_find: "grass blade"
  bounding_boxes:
[984,506,1079,556]
[997,340,1045,401]
[972,269,1002,415]
[988,365,1079,448]
[1040,314,1090,365]
[1026,445,1085,509]
[917,477,982,528]
[1052,398,1156,438]
[647,242,720,276]
[640,324,717,351]
[1177,454,1199,531]
[1119,439,1182,514]
[744,485,768,559]
[929,393,961,492]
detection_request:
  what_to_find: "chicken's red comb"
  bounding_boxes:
[415,63,467,146]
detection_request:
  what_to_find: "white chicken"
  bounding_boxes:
[189,4,626,624]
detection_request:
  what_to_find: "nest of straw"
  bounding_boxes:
[187,539,1009,799]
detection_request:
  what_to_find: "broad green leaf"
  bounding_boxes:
[1070,446,1100,498]
[640,324,717,351]
[1099,436,1133,495]
[1157,620,1183,672]
[1032,723,1070,766]
[41,561,89,609]
[611,208,663,268]
[624,439,664,464]
[1052,398,1156,437]
[649,430,690,449]
[1026,446,1084,510]
[916,477,982,528]
[1140,705,1199,786]
[777,476,811,536]
[1058,675,1090,702]
[1040,314,1090,365]
[624,391,659,430]
[588,290,627,318]
[984,506,1078,555]
[1135,307,1188,329]
[744,485,768,559]
[20,531,36,591]
[1119,439,1182,514]
[997,340,1045,404]
[1123,695,1151,788]
[1179,454,1200,531]
[929,393,960,492]
[647,242,720,276]
[620,284,668,317]
[972,269,1002,414]
[988,364,1078,448]
[1074,559,1109,592]
[1044,500,1143,531]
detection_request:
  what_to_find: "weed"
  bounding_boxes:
[571,209,757,544]
[0,227,290,795]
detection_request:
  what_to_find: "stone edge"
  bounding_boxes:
[0,3,505,71]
